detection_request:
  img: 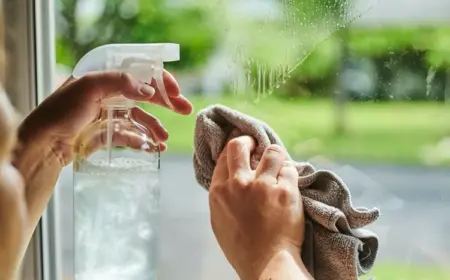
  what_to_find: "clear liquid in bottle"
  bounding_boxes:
[73,106,160,280]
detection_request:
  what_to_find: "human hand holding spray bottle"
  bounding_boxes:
[72,43,179,280]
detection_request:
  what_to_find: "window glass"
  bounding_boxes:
[54,0,450,279]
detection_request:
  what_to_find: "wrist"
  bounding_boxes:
[239,247,312,280]
[14,130,57,177]
[258,249,312,280]
[236,246,302,280]
[15,117,63,171]
[13,121,63,238]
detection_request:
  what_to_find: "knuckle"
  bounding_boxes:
[253,177,269,189]
[227,138,244,151]
[231,173,251,188]
[209,185,227,199]
[77,75,102,97]
[281,164,299,179]
[266,144,285,155]
[78,75,96,89]
[252,179,272,196]
[119,72,133,85]
[277,187,292,205]
[263,145,287,162]
[289,164,299,174]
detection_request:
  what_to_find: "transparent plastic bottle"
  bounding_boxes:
[72,43,179,280]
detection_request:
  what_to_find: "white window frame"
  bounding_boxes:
[4,0,60,279]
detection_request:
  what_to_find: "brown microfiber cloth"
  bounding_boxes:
[193,105,379,280]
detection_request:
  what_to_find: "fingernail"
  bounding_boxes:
[140,83,155,96]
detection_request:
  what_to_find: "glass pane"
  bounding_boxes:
[53,0,450,279]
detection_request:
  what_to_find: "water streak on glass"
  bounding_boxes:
[206,0,379,100]
[426,67,436,97]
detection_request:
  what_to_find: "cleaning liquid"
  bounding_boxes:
[72,43,180,279]
[74,156,159,280]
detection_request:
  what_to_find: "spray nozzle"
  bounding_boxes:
[72,43,180,109]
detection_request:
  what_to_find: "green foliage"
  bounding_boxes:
[165,8,217,70]
[290,26,450,81]
[280,25,450,101]
[56,0,217,70]
[55,0,351,71]
[55,36,76,67]
[348,26,450,68]
[55,0,450,100]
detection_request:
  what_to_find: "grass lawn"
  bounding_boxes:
[141,96,450,165]
[362,262,450,279]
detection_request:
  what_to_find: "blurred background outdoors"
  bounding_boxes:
[54,0,450,279]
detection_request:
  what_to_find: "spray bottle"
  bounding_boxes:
[72,43,179,280]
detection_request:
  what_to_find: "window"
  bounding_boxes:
[12,0,450,279]
[3,1,57,279]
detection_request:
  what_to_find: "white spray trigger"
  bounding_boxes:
[154,64,175,111]
[71,43,180,108]
[119,57,175,111]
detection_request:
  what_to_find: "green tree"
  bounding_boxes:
[56,0,218,70]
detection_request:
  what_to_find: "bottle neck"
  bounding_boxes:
[102,96,136,108]
[99,106,132,120]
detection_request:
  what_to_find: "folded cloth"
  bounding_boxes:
[193,104,380,280]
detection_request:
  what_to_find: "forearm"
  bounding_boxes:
[0,173,26,280]
[258,249,314,280]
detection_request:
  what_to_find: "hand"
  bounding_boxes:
[12,70,192,254]
[209,136,307,280]
[19,70,193,166]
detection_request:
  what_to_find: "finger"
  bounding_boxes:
[211,145,229,182]
[255,145,287,178]
[75,72,156,102]
[146,71,193,115]
[170,96,193,115]
[97,129,162,154]
[58,76,76,90]
[78,127,165,158]
[74,71,193,115]
[226,136,256,175]
[145,95,193,115]
[159,142,168,152]
[276,161,299,191]
[75,70,176,102]
[149,70,180,97]
[131,107,168,141]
